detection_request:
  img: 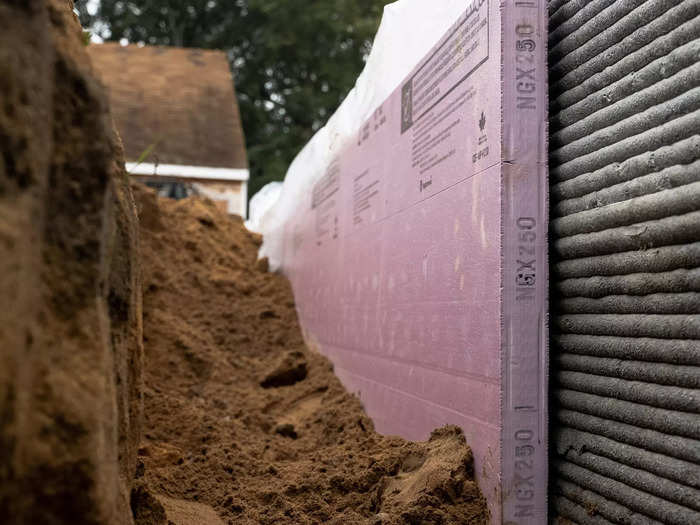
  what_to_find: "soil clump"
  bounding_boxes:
[133,185,489,525]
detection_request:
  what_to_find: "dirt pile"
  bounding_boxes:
[0,1,142,524]
[133,185,488,525]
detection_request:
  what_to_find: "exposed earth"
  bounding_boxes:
[131,184,489,524]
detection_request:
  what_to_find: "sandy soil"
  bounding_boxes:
[132,185,489,525]
[0,1,141,523]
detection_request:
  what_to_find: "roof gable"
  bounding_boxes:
[88,43,247,169]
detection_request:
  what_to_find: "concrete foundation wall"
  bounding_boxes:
[548,1,700,523]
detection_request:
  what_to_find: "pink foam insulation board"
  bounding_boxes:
[278,1,548,521]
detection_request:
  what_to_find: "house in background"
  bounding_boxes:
[88,43,249,217]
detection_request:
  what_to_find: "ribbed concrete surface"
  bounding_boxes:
[548,1,700,523]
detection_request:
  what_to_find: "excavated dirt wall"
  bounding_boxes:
[0,1,142,524]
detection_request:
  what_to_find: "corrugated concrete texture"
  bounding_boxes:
[548,1,700,523]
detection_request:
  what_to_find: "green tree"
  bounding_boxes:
[76,0,384,197]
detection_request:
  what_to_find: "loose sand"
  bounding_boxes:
[132,184,489,525]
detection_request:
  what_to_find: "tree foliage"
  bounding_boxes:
[76,0,384,196]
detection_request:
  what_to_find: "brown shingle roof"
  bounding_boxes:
[88,43,247,169]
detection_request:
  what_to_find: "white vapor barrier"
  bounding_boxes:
[245,181,282,233]
[255,0,469,268]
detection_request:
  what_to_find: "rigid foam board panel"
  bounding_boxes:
[276,2,548,522]
[547,1,700,523]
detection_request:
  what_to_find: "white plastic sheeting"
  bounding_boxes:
[254,0,468,269]
[244,181,282,232]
